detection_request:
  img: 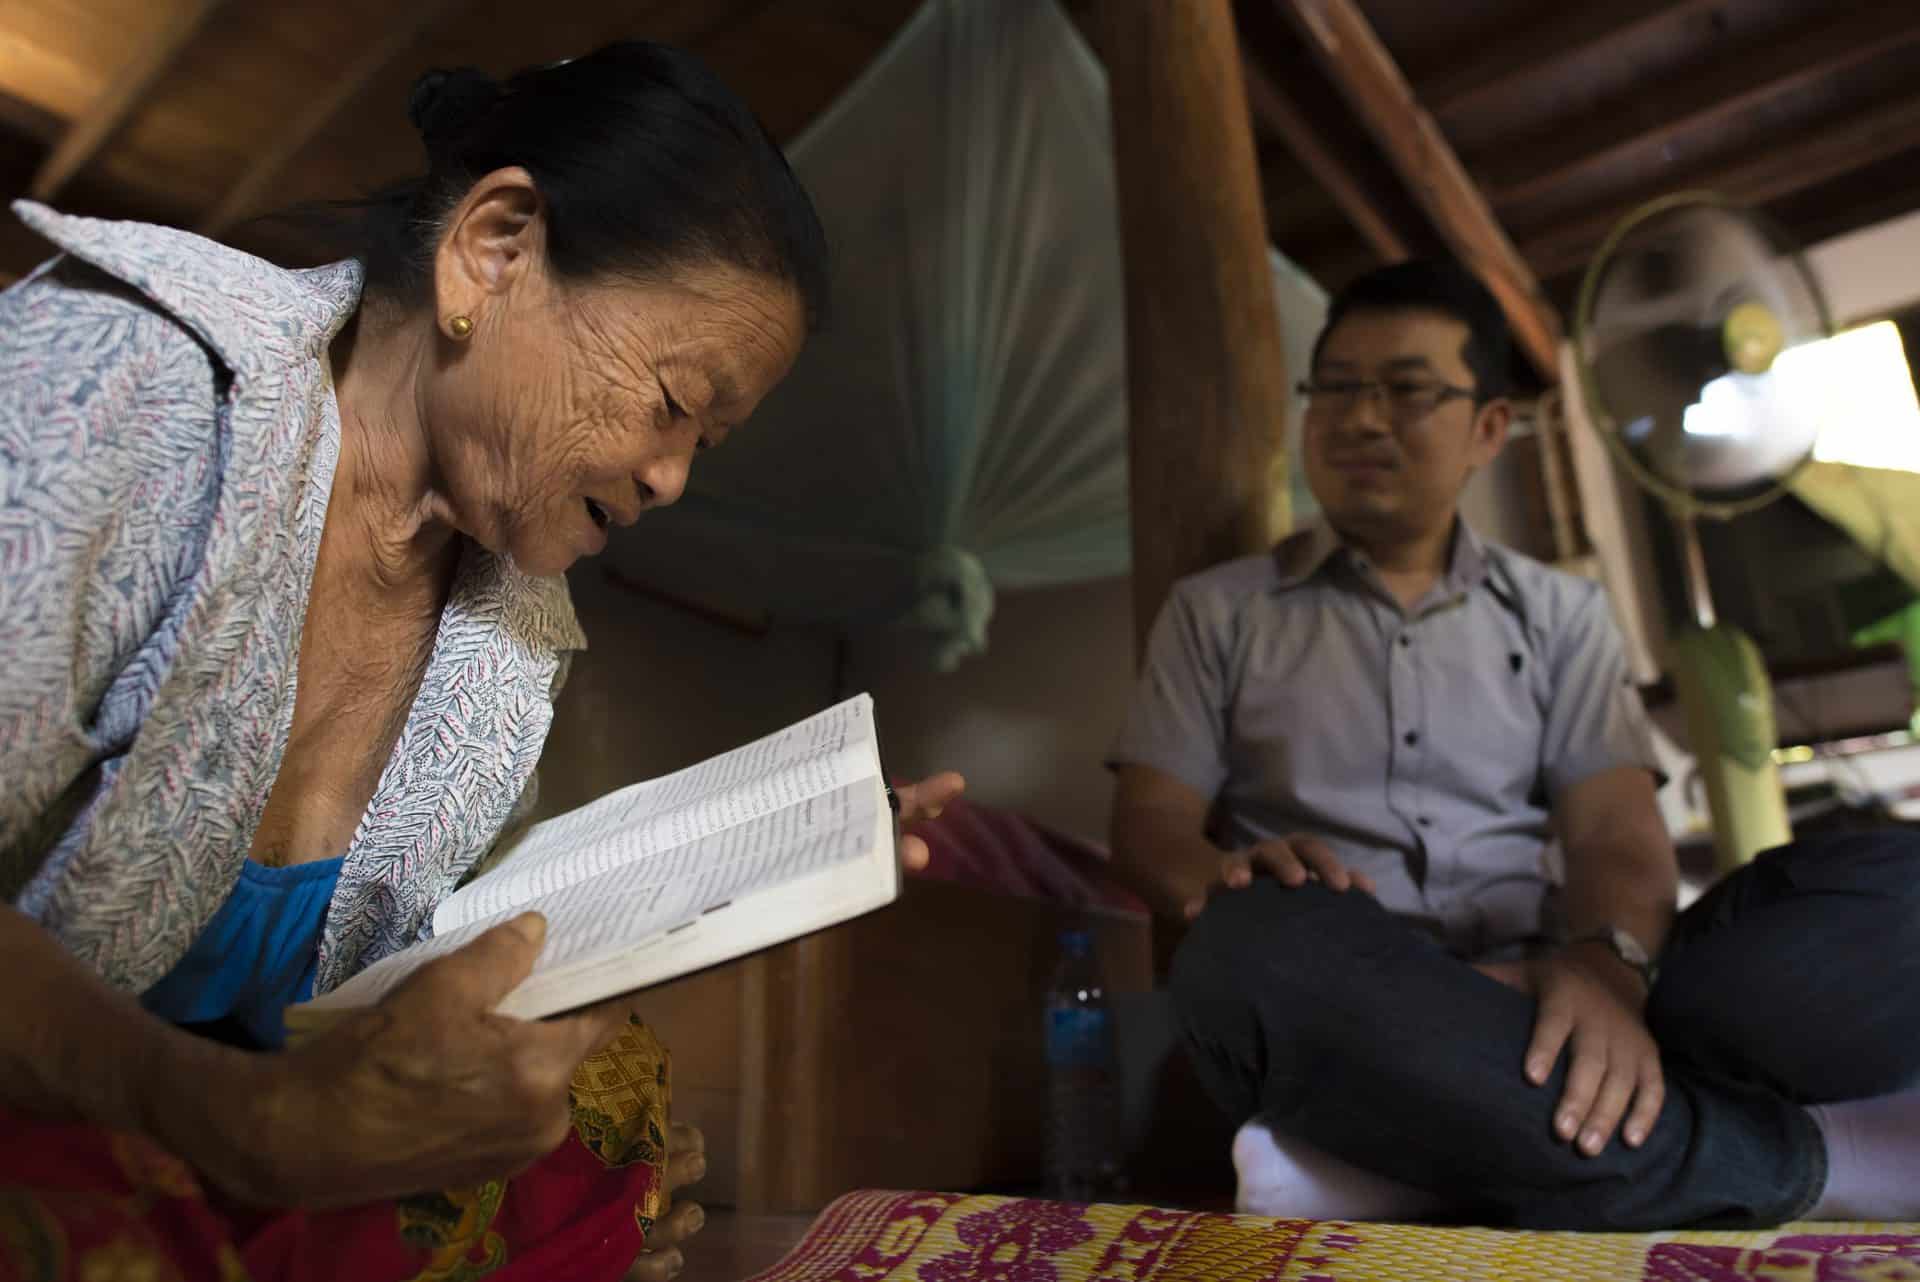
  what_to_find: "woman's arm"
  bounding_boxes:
[0,903,268,1168]
[0,903,634,1207]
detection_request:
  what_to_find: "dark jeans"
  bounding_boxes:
[1169,830,1920,1230]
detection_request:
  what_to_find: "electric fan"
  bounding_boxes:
[1571,191,1835,869]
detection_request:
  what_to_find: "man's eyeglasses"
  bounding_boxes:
[1295,377,1476,422]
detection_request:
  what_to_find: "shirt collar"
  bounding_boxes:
[12,201,363,380]
[1272,522,1347,588]
[1272,517,1490,593]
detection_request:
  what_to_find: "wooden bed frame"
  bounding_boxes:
[634,874,1155,1213]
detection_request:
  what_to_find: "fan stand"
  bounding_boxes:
[1567,193,1834,874]
[1666,511,1793,872]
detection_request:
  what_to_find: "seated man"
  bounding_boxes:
[1107,260,1920,1231]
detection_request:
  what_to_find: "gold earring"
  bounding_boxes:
[448,315,475,340]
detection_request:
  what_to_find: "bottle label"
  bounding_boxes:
[1046,1006,1112,1069]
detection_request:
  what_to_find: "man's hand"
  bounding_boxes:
[627,1122,708,1282]
[1184,834,1379,921]
[893,772,966,873]
[1511,943,1664,1157]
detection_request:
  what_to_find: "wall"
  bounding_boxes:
[1809,208,1920,328]
[534,568,837,820]
[844,574,1139,845]
[538,563,1140,848]
[1459,435,1552,559]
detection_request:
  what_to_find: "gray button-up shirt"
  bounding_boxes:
[1110,522,1660,956]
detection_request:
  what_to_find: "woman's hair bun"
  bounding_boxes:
[407,67,501,158]
[354,42,826,325]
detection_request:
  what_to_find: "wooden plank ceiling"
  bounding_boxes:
[2,0,1918,390]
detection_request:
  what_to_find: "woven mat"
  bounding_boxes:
[747,1190,1920,1281]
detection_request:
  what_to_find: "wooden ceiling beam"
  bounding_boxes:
[198,0,466,238]
[1485,1,1920,210]
[29,0,227,203]
[0,88,63,146]
[1764,144,1920,260]
[1273,0,1563,382]
[1420,0,1720,122]
[231,0,786,247]
[1240,54,1410,264]
[1522,91,1920,281]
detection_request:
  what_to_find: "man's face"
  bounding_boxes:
[1302,308,1510,544]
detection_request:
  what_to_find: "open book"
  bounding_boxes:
[288,694,897,1027]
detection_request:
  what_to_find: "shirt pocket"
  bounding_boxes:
[1422,613,1547,812]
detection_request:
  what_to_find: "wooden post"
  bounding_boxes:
[1096,0,1292,655]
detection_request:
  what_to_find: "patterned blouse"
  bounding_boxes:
[0,203,586,997]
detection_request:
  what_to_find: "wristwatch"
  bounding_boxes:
[1573,925,1658,990]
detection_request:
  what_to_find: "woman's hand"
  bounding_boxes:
[611,770,970,1280]
[193,913,632,1209]
[892,771,966,873]
[626,1123,708,1282]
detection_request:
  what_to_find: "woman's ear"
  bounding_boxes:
[432,166,545,331]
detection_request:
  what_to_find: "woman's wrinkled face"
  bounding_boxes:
[423,181,806,575]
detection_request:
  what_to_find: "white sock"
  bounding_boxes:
[1808,1088,1920,1221]
[1231,1119,1451,1222]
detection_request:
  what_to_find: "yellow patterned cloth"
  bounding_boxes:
[569,1019,673,1231]
[749,1192,1920,1282]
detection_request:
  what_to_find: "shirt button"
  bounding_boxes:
[1399,635,1412,648]
[1405,731,1420,746]
[1418,816,1433,827]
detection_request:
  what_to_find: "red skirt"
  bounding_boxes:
[0,1022,670,1282]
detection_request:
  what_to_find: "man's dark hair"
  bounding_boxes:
[1311,259,1511,402]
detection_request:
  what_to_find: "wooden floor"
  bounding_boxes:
[684,1208,819,1281]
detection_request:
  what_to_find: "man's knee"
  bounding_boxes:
[1166,881,1365,1122]
[1766,828,1920,905]
[1168,879,1378,1019]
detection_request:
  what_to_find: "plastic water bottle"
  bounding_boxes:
[1044,927,1120,1201]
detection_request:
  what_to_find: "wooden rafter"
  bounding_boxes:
[1523,91,1920,280]
[210,0,787,253]
[1484,0,1920,209]
[1240,54,1410,264]
[198,0,464,238]
[1421,0,1720,121]
[0,88,62,147]
[1768,154,1920,261]
[1274,0,1563,382]
[30,0,226,202]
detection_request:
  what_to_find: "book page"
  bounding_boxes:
[308,780,883,1014]
[434,695,879,933]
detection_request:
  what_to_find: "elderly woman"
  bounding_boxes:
[0,41,961,1282]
